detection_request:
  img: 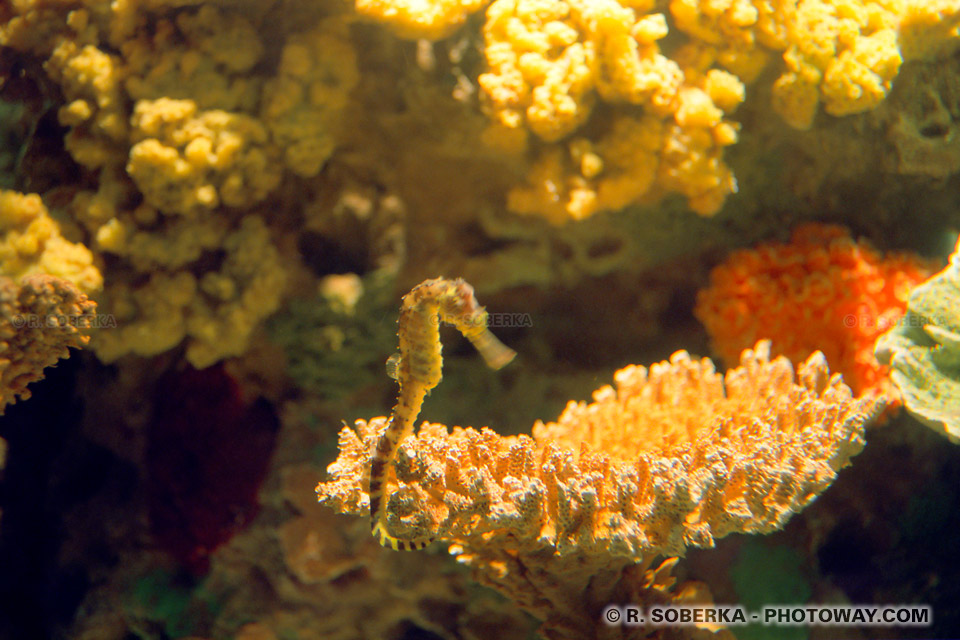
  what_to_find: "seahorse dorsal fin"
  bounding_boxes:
[385,352,401,380]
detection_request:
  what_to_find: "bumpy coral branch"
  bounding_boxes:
[0,190,102,294]
[0,274,97,412]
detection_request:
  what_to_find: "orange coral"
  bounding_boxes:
[320,342,879,556]
[318,341,883,637]
[0,274,97,412]
[695,224,937,398]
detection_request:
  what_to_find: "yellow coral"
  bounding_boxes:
[127,98,283,216]
[91,271,197,362]
[0,191,103,294]
[477,0,746,219]
[354,0,491,39]
[121,6,264,112]
[507,115,663,222]
[673,0,960,129]
[42,23,129,169]
[92,215,287,368]
[185,215,288,367]
[773,0,903,128]
[0,274,97,412]
[478,0,688,141]
[95,208,229,270]
[260,20,360,177]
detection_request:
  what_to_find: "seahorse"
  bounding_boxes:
[370,277,517,550]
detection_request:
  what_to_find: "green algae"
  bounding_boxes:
[730,539,812,640]
[267,271,398,399]
[876,236,960,443]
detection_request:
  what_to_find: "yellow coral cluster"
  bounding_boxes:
[127,98,283,216]
[261,20,360,177]
[665,0,960,129]
[0,190,103,294]
[122,6,265,112]
[93,215,287,368]
[354,0,960,220]
[481,0,745,219]
[0,274,97,412]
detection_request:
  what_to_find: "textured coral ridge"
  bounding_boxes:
[696,223,935,398]
[354,0,960,221]
[318,342,884,559]
[0,274,96,412]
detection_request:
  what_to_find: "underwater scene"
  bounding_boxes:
[1,0,960,638]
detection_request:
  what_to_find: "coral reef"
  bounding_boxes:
[876,234,960,443]
[695,223,936,398]
[0,273,96,412]
[3,0,960,637]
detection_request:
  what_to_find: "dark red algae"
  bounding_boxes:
[146,364,279,574]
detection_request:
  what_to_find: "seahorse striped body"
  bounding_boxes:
[370,277,516,551]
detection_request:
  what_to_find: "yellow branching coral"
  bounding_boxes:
[92,215,287,368]
[0,190,103,294]
[95,208,230,271]
[45,29,129,169]
[0,274,96,413]
[184,214,288,367]
[673,0,960,130]
[478,0,746,218]
[772,0,903,129]
[352,0,960,221]
[260,20,360,177]
[319,342,881,558]
[507,115,663,223]
[127,98,283,216]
